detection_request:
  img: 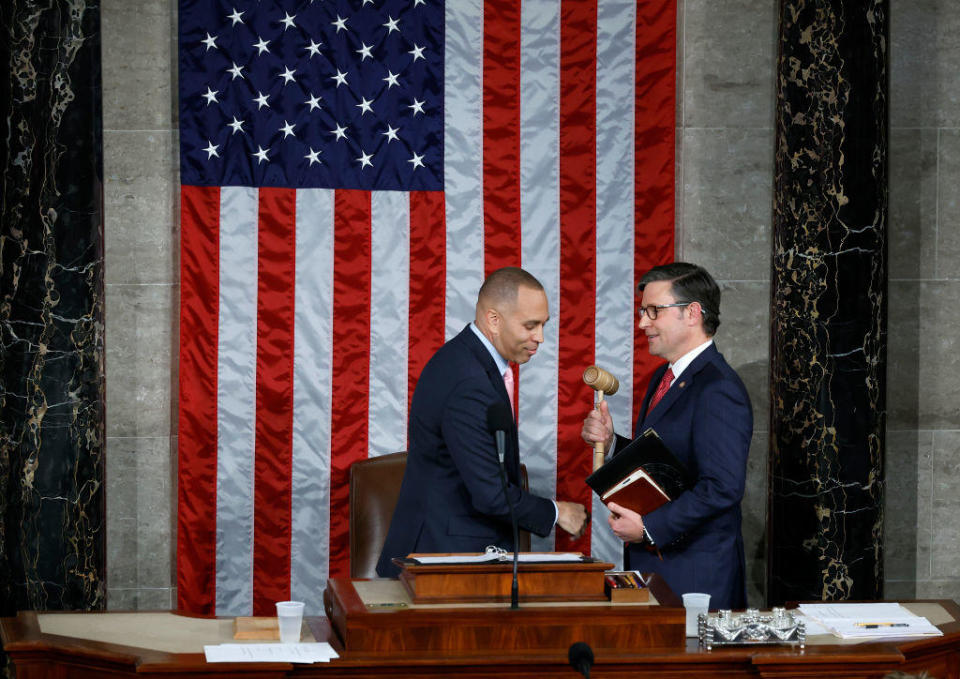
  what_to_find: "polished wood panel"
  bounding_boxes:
[2,600,959,679]
[324,576,684,655]
[394,556,614,603]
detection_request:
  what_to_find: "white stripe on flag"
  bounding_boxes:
[215,186,259,615]
[443,0,485,337]
[368,191,410,457]
[290,189,335,612]
[592,0,639,568]
[519,0,561,552]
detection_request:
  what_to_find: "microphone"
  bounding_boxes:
[486,401,520,609]
[568,642,594,679]
[486,401,512,464]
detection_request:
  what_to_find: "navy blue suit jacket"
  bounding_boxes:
[376,325,556,577]
[618,343,752,609]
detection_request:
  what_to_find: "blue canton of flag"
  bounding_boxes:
[179,0,443,190]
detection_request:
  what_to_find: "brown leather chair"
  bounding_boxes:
[348,452,533,579]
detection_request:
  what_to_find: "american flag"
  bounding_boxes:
[177,0,676,616]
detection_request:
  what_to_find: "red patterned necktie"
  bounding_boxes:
[503,366,516,418]
[647,367,674,413]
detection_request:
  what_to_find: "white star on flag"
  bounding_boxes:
[304,93,322,111]
[252,145,269,164]
[356,43,374,61]
[356,97,374,115]
[253,37,270,54]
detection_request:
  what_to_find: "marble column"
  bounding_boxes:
[768,0,888,603]
[0,1,105,613]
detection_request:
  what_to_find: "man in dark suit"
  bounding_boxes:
[377,267,587,577]
[581,262,752,609]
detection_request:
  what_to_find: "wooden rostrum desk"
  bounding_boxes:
[2,589,960,678]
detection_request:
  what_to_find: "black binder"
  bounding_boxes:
[585,428,691,514]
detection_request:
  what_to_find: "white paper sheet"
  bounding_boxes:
[798,603,943,639]
[413,552,584,564]
[203,642,339,663]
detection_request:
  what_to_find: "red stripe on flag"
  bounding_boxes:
[556,0,599,553]
[482,0,522,276]
[408,191,446,415]
[252,188,297,613]
[177,185,221,615]
[330,190,373,578]
[633,0,678,420]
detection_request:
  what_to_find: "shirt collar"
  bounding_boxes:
[470,322,511,376]
[669,338,714,379]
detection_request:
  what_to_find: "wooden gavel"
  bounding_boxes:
[583,365,619,471]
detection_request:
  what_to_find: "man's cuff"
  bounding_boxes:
[552,500,559,525]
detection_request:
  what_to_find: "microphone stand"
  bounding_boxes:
[494,429,520,610]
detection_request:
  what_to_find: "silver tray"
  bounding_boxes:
[699,608,806,649]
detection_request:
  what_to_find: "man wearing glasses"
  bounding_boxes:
[581,262,753,609]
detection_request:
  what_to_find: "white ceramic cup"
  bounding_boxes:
[275,601,305,644]
[681,592,710,637]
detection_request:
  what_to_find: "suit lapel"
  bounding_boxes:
[642,344,719,430]
[460,325,519,473]
[461,325,513,410]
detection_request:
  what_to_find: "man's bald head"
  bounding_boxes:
[476,267,544,311]
[475,267,549,365]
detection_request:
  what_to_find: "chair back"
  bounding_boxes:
[349,451,408,579]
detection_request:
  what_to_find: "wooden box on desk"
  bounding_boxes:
[395,553,613,604]
[323,575,685,656]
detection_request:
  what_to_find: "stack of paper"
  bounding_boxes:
[204,642,339,663]
[797,603,943,639]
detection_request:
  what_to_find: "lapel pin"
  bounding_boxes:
[678,381,686,388]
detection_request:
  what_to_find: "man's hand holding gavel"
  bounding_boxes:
[581,398,614,453]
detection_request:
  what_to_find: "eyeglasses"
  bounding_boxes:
[637,302,692,320]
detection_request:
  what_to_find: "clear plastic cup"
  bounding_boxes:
[682,592,711,637]
[275,601,305,643]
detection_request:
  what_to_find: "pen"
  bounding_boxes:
[367,602,408,609]
[855,622,909,628]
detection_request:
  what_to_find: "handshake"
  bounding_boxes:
[556,500,589,538]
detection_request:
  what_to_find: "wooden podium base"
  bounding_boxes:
[395,556,613,603]
[323,576,685,656]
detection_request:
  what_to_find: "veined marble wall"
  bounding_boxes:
[100,0,960,609]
